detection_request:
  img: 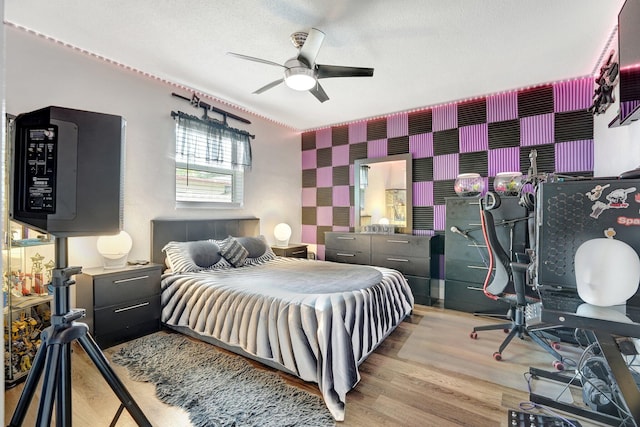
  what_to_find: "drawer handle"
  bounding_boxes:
[386,240,409,244]
[467,265,489,270]
[386,258,409,262]
[337,253,356,257]
[466,286,484,291]
[291,250,306,255]
[337,236,356,240]
[114,302,150,313]
[468,243,486,249]
[113,275,150,284]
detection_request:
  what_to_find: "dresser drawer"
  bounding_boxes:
[445,257,490,283]
[371,253,429,277]
[325,232,371,252]
[94,295,161,335]
[444,279,510,313]
[371,234,430,258]
[325,249,371,265]
[93,268,161,308]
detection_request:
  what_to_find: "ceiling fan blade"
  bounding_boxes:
[298,28,325,67]
[316,64,374,79]
[227,52,286,69]
[309,82,329,103]
[253,78,285,94]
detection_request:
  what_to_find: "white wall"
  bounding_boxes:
[4,26,302,269]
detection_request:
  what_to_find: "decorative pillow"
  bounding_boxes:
[162,240,226,272]
[219,237,250,267]
[236,235,277,265]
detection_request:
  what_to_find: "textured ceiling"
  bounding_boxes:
[4,0,625,130]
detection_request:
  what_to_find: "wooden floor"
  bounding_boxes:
[4,304,610,426]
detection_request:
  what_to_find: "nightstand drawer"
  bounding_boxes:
[94,295,161,335]
[271,244,308,258]
[93,268,161,308]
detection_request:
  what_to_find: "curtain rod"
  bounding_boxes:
[171,92,252,125]
[171,110,255,139]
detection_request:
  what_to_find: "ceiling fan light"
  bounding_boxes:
[284,67,316,91]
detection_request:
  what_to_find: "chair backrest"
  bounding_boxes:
[575,238,640,307]
[480,197,513,297]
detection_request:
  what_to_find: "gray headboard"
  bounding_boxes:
[150,217,260,265]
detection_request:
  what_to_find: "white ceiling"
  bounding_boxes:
[4,0,625,131]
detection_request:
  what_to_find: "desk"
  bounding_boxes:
[529,306,640,426]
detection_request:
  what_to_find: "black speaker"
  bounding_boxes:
[10,106,125,237]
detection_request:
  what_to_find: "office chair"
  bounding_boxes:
[469,192,565,370]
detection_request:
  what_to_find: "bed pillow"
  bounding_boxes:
[162,240,227,272]
[236,235,277,265]
[219,237,250,267]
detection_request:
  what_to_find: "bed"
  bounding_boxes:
[150,218,414,421]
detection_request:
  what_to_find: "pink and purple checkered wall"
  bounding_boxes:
[301,78,595,259]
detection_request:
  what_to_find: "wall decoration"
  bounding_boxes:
[589,50,619,115]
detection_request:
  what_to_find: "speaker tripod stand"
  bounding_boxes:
[8,237,151,427]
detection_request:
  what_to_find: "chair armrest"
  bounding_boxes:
[511,262,530,305]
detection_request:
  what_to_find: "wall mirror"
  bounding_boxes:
[354,153,412,234]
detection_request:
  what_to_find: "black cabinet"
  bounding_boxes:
[444,197,528,313]
[75,264,162,348]
[325,232,432,305]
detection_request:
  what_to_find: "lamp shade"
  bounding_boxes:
[273,223,292,247]
[96,230,133,269]
[284,66,316,91]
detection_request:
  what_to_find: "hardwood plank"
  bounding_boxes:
[4,305,610,426]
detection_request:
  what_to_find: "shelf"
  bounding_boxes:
[8,294,53,311]
[11,238,54,247]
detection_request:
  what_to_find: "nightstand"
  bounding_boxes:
[75,263,162,348]
[271,244,308,259]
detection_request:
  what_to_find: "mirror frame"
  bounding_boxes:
[354,153,412,234]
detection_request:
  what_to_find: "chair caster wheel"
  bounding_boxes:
[552,342,561,350]
[493,352,502,361]
[553,360,564,371]
[470,332,478,339]
[503,328,510,333]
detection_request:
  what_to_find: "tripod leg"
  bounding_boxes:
[36,342,63,427]
[77,332,152,427]
[8,332,50,427]
[57,342,73,427]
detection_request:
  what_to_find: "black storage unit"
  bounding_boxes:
[75,263,162,348]
[325,232,432,305]
[444,196,529,313]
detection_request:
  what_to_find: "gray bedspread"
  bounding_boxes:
[160,257,414,421]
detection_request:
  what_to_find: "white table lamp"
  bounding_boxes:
[96,230,133,269]
[274,223,292,247]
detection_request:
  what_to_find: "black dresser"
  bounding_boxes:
[325,232,432,305]
[444,196,528,313]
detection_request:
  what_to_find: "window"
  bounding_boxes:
[173,112,252,207]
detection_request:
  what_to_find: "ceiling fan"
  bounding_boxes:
[227,28,374,103]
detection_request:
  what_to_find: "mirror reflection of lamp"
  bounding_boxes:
[273,223,292,247]
[96,230,133,269]
[359,165,370,212]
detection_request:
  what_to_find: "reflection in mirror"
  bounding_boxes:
[354,153,412,234]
